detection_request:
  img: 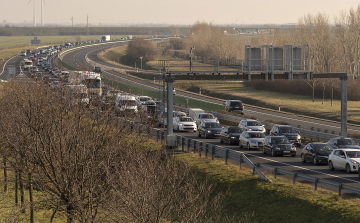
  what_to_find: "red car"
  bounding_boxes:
[31,57,37,62]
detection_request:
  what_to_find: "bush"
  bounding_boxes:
[126,37,157,64]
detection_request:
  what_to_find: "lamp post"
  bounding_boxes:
[190,46,195,73]
[140,56,143,70]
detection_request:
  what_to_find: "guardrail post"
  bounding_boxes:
[338,184,343,196]
[199,142,202,157]
[205,144,208,158]
[239,154,243,170]
[211,145,215,160]
[193,141,196,153]
[274,168,278,179]
[187,139,191,153]
[293,173,297,185]
[314,178,319,191]
[181,138,185,152]
[156,130,159,142]
[225,149,229,165]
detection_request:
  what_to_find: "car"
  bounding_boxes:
[194,113,219,126]
[197,122,223,138]
[224,100,244,114]
[138,96,151,104]
[20,51,26,56]
[270,125,301,146]
[26,49,32,54]
[327,137,360,149]
[238,119,266,133]
[31,57,37,62]
[174,111,187,117]
[93,66,102,73]
[30,66,39,73]
[220,127,244,145]
[328,149,360,173]
[301,143,333,165]
[262,136,296,157]
[173,116,197,132]
[239,131,266,150]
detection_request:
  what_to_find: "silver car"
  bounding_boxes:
[194,113,219,126]
[239,131,266,150]
[238,119,266,133]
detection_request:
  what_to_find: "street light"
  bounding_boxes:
[140,56,143,70]
[190,46,195,73]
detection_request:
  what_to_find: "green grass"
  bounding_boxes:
[173,81,360,125]
[176,152,360,222]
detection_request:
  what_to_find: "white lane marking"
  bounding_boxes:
[0,55,19,77]
[242,152,360,184]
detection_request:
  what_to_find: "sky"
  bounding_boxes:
[1,0,360,26]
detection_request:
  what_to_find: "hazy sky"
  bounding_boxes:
[1,0,360,25]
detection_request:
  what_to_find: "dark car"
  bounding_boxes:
[198,122,223,138]
[224,100,244,114]
[93,66,102,73]
[220,127,244,145]
[270,125,301,146]
[301,143,333,165]
[263,136,296,157]
[327,137,360,149]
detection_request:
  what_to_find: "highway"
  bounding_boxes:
[60,42,360,191]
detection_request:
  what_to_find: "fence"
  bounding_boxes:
[132,121,360,197]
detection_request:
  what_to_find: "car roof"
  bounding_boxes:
[330,137,353,140]
[245,119,259,122]
[269,136,287,138]
[334,148,359,151]
[228,100,242,102]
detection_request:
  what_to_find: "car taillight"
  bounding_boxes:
[241,106,244,109]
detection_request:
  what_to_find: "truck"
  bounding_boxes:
[102,35,110,41]
[127,35,133,40]
[70,71,102,97]
[22,59,33,70]
[188,108,205,119]
[115,95,138,116]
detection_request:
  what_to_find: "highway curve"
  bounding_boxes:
[62,42,360,192]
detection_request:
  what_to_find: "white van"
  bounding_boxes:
[115,95,138,116]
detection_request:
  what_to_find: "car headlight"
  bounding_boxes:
[207,130,211,133]
[248,128,252,131]
[297,135,301,139]
[274,147,281,151]
[351,160,359,165]
[231,136,236,139]
[291,147,296,151]
[179,123,183,126]
[216,119,219,123]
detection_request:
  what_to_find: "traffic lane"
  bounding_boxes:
[1,55,23,80]
[175,130,360,187]
[66,43,360,134]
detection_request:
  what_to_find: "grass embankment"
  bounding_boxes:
[177,152,360,222]
[173,81,360,125]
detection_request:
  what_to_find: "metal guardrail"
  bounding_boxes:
[126,120,360,197]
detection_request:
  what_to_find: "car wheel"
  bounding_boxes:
[262,147,266,154]
[220,138,223,143]
[345,164,351,173]
[228,139,231,145]
[271,149,275,157]
[177,126,179,132]
[329,161,334,170]
[247,143,251,150]
[198,131,201,138]
[239,141,243,148]
[205,133,208,139]
[301,154,306,162]
[313,157,317,165]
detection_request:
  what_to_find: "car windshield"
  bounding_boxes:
[200,114,215,119]
[180,117,193,122]
[271,138,290,144]
[345,151,360,158]
[248,133,265,138]
[228,127,242,133]
[314,144,333,152]
[337,139,356,145]
[140,97,150,101]
[177,112,186,116]
[247,121,261,126]
[205,123,222,128]
[120,100,137,106]
[279,127,296,133]
[230,102,242,106]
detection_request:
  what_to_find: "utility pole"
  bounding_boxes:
[71,17,74,27]
[86,14,89,36]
